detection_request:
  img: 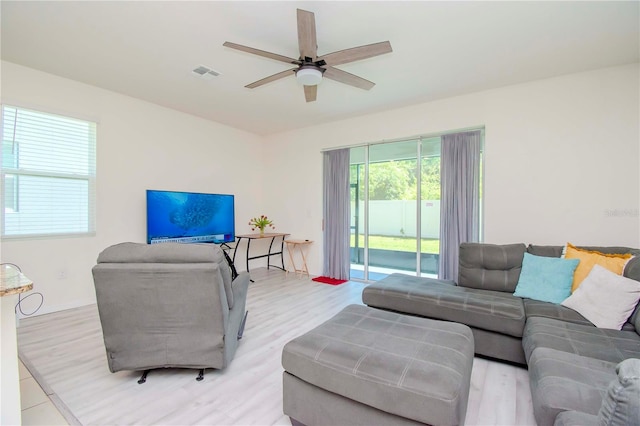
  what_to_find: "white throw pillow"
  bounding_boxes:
[561,265,640,330]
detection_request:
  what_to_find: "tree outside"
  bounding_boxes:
[350,156,442,255]
[352,157,441,202]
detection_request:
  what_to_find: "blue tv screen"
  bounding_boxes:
[146,190,235,244]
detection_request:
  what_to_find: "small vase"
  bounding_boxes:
[259,228,265,237]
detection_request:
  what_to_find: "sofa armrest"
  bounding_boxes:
[554,358,640,426]
[598,358,640,426]
[231,272,250,311]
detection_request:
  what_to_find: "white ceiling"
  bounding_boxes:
[2,1,638,136]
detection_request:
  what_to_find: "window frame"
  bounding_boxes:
[1,104,97,240]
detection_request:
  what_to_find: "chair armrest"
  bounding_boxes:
[231,272,250,309]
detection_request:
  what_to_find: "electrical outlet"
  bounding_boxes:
[57,270,67,280]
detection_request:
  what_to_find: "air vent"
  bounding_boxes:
[191,65,221,80]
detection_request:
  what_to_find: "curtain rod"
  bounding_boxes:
[320,125,485,153]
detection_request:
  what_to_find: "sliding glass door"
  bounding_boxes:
[349,134,480,281]
[350,139,433,280]
[367,141,419,278]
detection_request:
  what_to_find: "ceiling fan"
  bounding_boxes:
[223,9,392,102]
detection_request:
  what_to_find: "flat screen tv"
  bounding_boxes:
[146,190,235,244]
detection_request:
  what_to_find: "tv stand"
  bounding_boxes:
[233,233,290,274]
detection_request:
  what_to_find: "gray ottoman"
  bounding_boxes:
[282,304,474,426]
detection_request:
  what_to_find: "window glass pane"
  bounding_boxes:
[3,175,89,235]
[1,105,96,238]
[367,140,418,277]
[4,174,18,213]
[2,143,18,168]
[5,108,95,175]
[421,137,441,276]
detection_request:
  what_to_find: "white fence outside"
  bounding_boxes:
[352,200,440,239]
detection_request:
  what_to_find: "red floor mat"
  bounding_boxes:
[312,276,348,285]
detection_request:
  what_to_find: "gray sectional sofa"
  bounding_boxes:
[362,243,640,426]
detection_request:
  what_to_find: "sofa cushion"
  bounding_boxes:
[513,253,578,304]
[528,347,617,426]
[523,317,640,364]
[561,265,640,330]
[524,299,593,326]
[458,243,526,292]
[363,273,526,337]
[525,300,636,333]
[527,245,564,258]
[563,244,632,292]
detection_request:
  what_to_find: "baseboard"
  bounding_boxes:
[16,299,95,320]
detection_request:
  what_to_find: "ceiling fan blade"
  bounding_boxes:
[223,41,299,65]
[303,85,317,102]
[319,41,393,66]
[245,69,296,89]
[322,67,375,90]
[297,9,318,60]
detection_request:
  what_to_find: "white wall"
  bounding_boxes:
[263,64,640,275]
[0,61,265,315]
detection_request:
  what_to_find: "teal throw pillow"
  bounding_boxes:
[513,253,579,304]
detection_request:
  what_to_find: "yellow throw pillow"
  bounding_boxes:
[564,243,632,292]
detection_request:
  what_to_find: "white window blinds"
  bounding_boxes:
[1,105,96,238]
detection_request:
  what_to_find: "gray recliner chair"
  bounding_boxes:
[92,242,250,382]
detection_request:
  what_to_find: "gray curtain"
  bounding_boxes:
[438,131,481,281]
[322,148,350,280]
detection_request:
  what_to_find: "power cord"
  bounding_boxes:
[2,263,44,317]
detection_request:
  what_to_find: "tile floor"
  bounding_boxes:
[19,360,68,425]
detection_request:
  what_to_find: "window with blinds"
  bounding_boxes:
[1,105,96,238]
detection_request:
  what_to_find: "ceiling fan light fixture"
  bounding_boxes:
[224,9,392,100]
[296,66,323,86]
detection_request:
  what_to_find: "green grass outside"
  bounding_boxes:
[350,235,439,254]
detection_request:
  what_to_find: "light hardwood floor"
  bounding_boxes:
[17,268,536,425]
